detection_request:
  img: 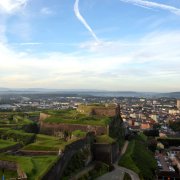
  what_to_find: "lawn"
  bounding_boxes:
[0,128,35,145]
[0,139,17,149]
[44,110,110,126]
[0,154,57,180]
[23,134,74,151]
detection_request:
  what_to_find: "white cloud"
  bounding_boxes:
[120,0,180,15]
[74,0,100,43]
[40,7,54,15]
[0,30,180,91]
[0,0,28,13]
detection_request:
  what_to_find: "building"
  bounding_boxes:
[177,99,180,110]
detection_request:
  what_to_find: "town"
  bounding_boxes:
[0,92,179,179]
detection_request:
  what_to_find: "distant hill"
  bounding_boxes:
[0,88,180,98]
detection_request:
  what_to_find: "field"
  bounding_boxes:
[0,128,35,145]
[44,110,111,126]
[23,134,76,151]
[0,154,57,180]
[0,139,17,149]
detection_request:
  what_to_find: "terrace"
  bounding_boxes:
[43,109,111,126]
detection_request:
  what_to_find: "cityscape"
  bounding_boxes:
[0,90,179,179]
[0,0,180,179]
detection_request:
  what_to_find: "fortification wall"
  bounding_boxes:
[18,150,58,156]
[93,142,119,164]
[92,108,116,117]
[40,122,107,136]
[40,136,92,180]
[0,160,17,170]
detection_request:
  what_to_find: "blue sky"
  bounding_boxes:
[0,0,180,92]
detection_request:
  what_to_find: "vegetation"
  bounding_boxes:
[119,140,140,174]
[44,110,111,126]
[23,134,74,151]
[62,147,91,179]
[0,139,17,149]
[0,154,57,180]
[72,130,86,138]
[0,169,17,179]
[119,134,157,180]
[95,135,115,144]
[0,128,35,145]
[169,121,180,132]
[77,162,109,180]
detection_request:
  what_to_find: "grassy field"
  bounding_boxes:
[0,139,17,149]
[23,134,75,151]
[44,110,110,126]
[0,128,35,145]
[0,154,57,180]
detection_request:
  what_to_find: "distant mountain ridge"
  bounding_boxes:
[0,88,180,98]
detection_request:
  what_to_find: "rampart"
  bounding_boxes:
[93,142,119,164]
[40,122,107,135]
[40,135,92,180]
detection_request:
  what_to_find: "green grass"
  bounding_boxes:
[95,135,116,144]
[23,134,73,151]
[0,139,17,149]
[0,154,57,180]
[44,110,110,126]
[72,130,86,138]
[119,136,157,180]
[0,128,35,145]
[119,140,140,174]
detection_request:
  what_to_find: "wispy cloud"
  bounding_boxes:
[120,0,180,15]
[74,0,100,42]
[0,0,28,14]
[0,30,180,91]
[40,7,54,15]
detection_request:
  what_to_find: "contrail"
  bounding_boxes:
[74,0,100,42]
[120,0,180,15]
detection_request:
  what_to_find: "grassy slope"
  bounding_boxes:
[0,139,17,149]
[44,110,110,126]
[119,135,157,180]
[0,155,57,179]
[23,134,76,151]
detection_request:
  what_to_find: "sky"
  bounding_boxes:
[0,0,180,92]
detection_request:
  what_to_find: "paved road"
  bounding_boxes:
[96,165,139,180]
[115,165,140,180]
[97,141,140,180]
[96,167,125,180]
